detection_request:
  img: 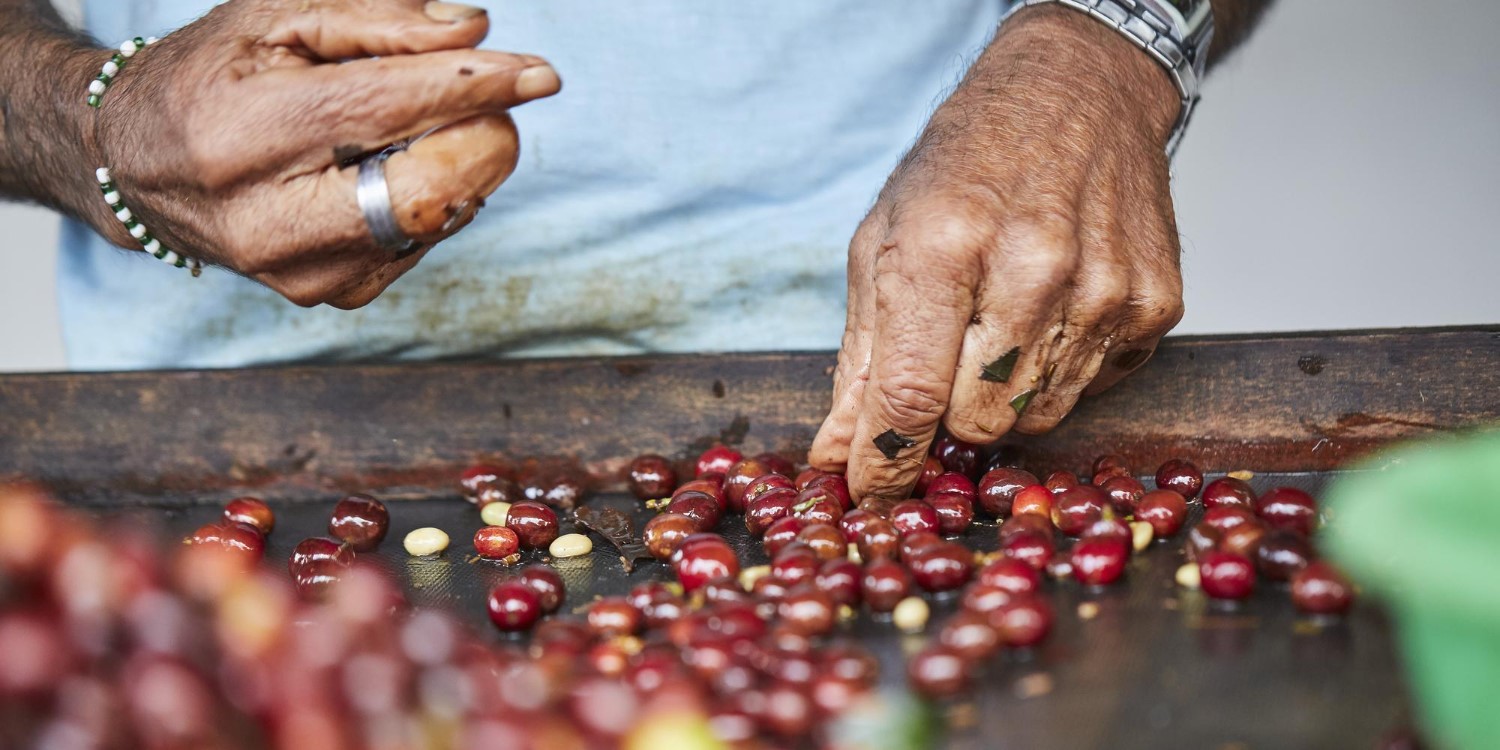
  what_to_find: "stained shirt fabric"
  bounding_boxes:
[62,1,1007,369]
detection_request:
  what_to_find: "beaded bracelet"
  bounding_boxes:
[86,36,156,108]
[88,37,202,276]
[95,168,201,276]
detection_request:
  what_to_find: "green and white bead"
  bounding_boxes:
[87,37,156,107]
[92,164,202,276]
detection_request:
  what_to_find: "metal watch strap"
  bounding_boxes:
[1006,0,1215,157]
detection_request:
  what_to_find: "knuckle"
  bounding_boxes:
[1131,296,1185,333]
[886,207,992,269]
[279,282,327,308]
[877,374,946,429]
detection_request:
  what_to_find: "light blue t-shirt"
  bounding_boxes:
[63,2,1007,369]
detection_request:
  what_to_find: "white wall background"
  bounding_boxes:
[2,0,1497,372]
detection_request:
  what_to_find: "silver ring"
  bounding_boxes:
[356,146,417,255]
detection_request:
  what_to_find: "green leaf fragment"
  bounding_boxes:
[979,346,1022,383]
[1009,388,1038,416]
[873,429,916,460]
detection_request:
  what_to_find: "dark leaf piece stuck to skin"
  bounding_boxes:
[574,506,653,573]
[874,429,917,460]
[980,347,1022,383]
[1009,389,1038,416]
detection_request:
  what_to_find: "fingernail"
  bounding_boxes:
[423,2,485,22]
[516,64,561,98]
[1113,348,1153,371]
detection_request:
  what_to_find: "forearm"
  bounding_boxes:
[0,1,112,227]
[1206,0,1276,68]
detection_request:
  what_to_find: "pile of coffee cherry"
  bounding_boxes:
[0,436,1356,749]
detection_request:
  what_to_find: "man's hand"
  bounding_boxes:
[809,6,1186,500]
[0,0,560,308]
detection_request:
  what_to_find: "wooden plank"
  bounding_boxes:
[1,326,1495,505]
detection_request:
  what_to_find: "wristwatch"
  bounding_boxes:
[1005,0,1215,157]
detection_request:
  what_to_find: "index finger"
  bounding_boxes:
[242,50,559,173]
[845,219,978,501]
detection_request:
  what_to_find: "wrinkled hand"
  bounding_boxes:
[87,0,560,307]
[810,6,1186,500]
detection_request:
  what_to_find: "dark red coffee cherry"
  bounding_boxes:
[988,596,1053,647]
[289,536,353,576]
[931,436,981,479]
[753,452,797,479]
[1070,538,1129,586]
[1155,458,1203,500]
[505,500,560,549]
[924,472,976,501]
[1256,529,1315,582]
[671,534,740,593]
[744,473,796,509]
[223,497,275,535]
[762,516,808,558]
[794,486,845,526]
[516,564,566,613]
[474,526,521,560]
[328,493,389,552]
[745,487,797,537]
[1098,476,1146,516]
[1011,484,1053,518]
[722,458,772,513]
[815,559,862,607]
[1135,489,1188,537]
[771,546,820,588]
[890,500,938,537]
[855,518,900,562]
[1044,470,1079,494]
[1092,450,1128,474]
[1202,506,1260,535]
[1292,561,1354,615]
[187,521,265,560]
[804,473,853,510]
[777,585,837,636]
[976,557,1041,597]
[906,541,974,593]
[643,512,697,561]
[913,456,945,497]
[977,468,1039,518]
[898,531,945,564]
[860,558,912,613]
[666,491,722,532]
[1051,486,1106,536]
[937,610,1003,660]
[1199,551,1256,600]
[796,523,846,561]
[961,582,1014,615]
[1000,531,1054,571]
[626,454,678,501]
[907,646,972,698]
[927,492,975,535]
[487,580,542,632]
[1186,523,1225,562]
[586,597,643,638]
[1220,522,1267,560]
[838,509,877,544]
[460,462,513,496]
[695,445,743,478]
[1201,477,1256,510]
[1255,486,1319,536]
